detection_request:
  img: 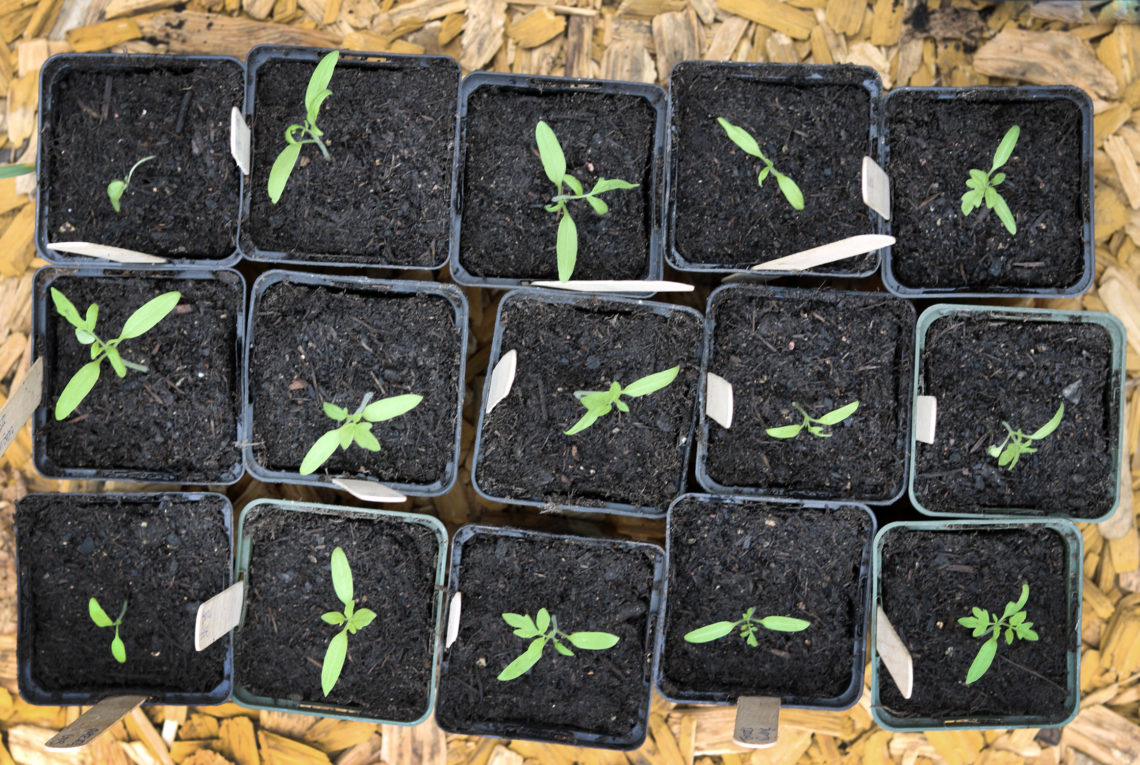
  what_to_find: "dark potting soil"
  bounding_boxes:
[16,494,230,699]
[913,314,1118,518]
[245,56,458,266]
[660,498,871,703]
[703,287,913,501]
[435,529,661,745]
[248,280,462,487]
[235,505,440,720]
[458,85,657,280]
[474,294,702,513]
[669,63,877,272]
[42,60,242,259]
[877,526,1075,721]
[37,272,242,482]
[886,92,1086,291]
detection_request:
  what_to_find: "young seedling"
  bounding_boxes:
[535,120,638,282]
[107,155,155,213]
[89,597,128,664]
[766,401,859,440]
[564,365,679,435]
[683,607,810,647]
[299,391,423,475]
[957,583,1038,684]
[716,117,804,211]
[320,546,376,696]
[497,608,620,681]
[50,287,182,420]
[268,50,339,204]
[987,402,1064,470]
[961,124,1020,235]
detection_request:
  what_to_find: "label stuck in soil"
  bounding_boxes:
[332,478,407,503]
[0,357,41,457]
[862,157,891,220]
[445,591,462,649]
[49,241,167,264]
[750,234,894,272]
[915,395,937,444]
[230,107,251,176]
[195,579,245,651]
[706,373,733,429]
[876,605,914,699]
[528,280,695,293]
[733,696,779,748]
[44,695,148,750]
[486,349,517,414]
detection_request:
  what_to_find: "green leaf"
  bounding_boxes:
[961,188,984,216]
[991,172,1006,186]
[747,632,759,647]
[1030,404,1064,440]
[775,172,804,211]
[362,393,423,422]
[305,51,339,115]
[758,616,810,632]
[323,402,349,421]
[987,445,1002,458]
[119,291,180,340]
[106,346,126,378]
[973,607,987,620]
[717,117,762,158]
[55,360,102,420]
[349,608,377,632]
[498,637,546,681]
[566,631,620,650]
[107,180,127,213]
[1019,625,1039,641]
[338,425,354,450]
[330,546,353,607]
[563,174,584,196]
[111,633,126,664]
[321,629,348,696]
[622,365,680,398]
[535,608,550,634]
[564,408,601,436]
[591,178,638,194]
[1006,627,1015,644]
[556,212,577,282]
[268,141,303,204]
[998,445,1016,467]
[1009,611,1026,626]
[0,163,34,178]
[683,621,737,643]
[89,598,113,628]
[972,624,988,638]
[50,288,84,328]
[578,390,615,410]
[984,185,999,209]
[307,89,332,126]
[322,611,346,625]
[958,616,980,629]
[766,423,803,439]
[535,121,566,185]
[73,329,94,345]
[816,400,859,426]
[554,641,574,656]
[991,125,1020,171]
[969,169,988,185]
[965,177,982,190]
[300,429,342,475]
[965,636,998,684]
[1013,583,1030,613]
[758,166,771,185]
[585,195,608,215]
[990,190,1017,235]
[84,303,98,329]
[353,425,381,452]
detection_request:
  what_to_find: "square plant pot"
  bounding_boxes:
[471,289,703,516]
[37,53,244,266]
[666,62,884,276]
[871,519,1082,730]
[233,499,447,724]
[696,284,914,504]
[16,492,233,706]
[883,87,1093,297]
[910,304,1125,521]
[33,266,245,484]
[244,270,467,496]
[657,494,874,710]
[435,525,665,749]
[240,45,460,268]
[450,72,666,287]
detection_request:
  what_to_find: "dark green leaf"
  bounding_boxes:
[0,163,34,178]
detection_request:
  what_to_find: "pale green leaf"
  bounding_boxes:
[1013,583,1030,612]
[969,169,988,185]
[717,117,762,158]
[331,546,353,606]
[350,608,377,631]
[758,165,771,185]
[107,180,127,213]
[591,177,638,194]
[961,188,984,216]
[535,121,566,185]
[106,347,126,378]
[338,425,354,450]
[353,424,381,452]
[991,172,1006,186]
[683,621,737,643]
[305,51,339,115]
[307,89,332,125]
[111,633,126,664]
[321,629,348,696]
[89,598,113,628]
[268,141,303,204]
[566,631,620,650]
[990,190,1017,235]
[998,446,1015,467]
[758,616,810,632]
[815,400,859,426]
[322,611,346,626]
[55,360,102,420]
[323,402,348,421]
[992,125,1020,171]
[498,637,546,681]
[965,636,998,684]
[535,608,550,634]
[554,641,573,656]
[362,393,422,422]
[585,195,607,215]
[1029,404,1064,440]
[775,172,804,211]
[766,423,803,439]
[557,212,577,282]
[119,291,180,340]
[50,288,83,328]
[75,329,95,345]
[563,174,583,196]
[623,365,679,398]
[300,429,342,475]
[564,407,600,435]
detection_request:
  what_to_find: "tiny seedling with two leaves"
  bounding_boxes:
[987,402,1064,470]
[717,117,804,211]
[961,125,1020,235]
[564,365,679,435]
[535,120,638,282]
[89,597,128,664]
[50,287,182,420]
[320,546,377,696]
[299,392,423,475]
[957,583,1038,684]
[766,401,859,440]
[683,607,810,647]
[107,156,156,213]
[268,50,339,204]
[497,608,620,681]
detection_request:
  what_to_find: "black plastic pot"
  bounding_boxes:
[239,45,460,268]
[36,53,244,266]
[16,492,234,706]
[449,72,667,289]
[882,86,1094,298]
[32,265,246,484]
[656,493,874,710]
[434,524,665,749]
[665,61,884,277]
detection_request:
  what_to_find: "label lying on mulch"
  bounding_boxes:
[0,357,41,456]
[734,696,779,748]
[45,695,148,750]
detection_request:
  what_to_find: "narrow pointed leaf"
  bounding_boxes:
[89,598,113,628]
[51,288,83,327]
[623,366,679,398]
[300,429,342,475]
[56,360,102,420]
[566,631,620,650]
[992,125,1020,170]
[111,634,126,663]
[307,89,332,124]
[119,291,181,339]
[564,408,601,435]
[330,546,353,605]
[554,641,574,656]
[717,117,762,158]
[591,178,638,194]
[362,394,423,422]
[683,621,737,643]
[321,629,348,696]
[268,141,303,204]
[965,637,998,684]
[815,400,859,426]
[990,191,1017,235]
[1029,404,1064,440]
[775,172,804,210]
[557,212,577,282]
[305,51,339,114]
[535,121,566,185]
[758,616,810,632]
[1013,583,1030,613]
[498,637,546,681]
[766,423,803,439]
[323,402,349,421]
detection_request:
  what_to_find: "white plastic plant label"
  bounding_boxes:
[230,107,251,176]
[195,580,245,651]
[0,357,42,457]
[705,373,733,430]
[445,591,462,649]
[733,696,779,748]
[862,156,891,220]
[528,280,695,293]
[750,234,894,272]
[877,605,914,699]
[49,241,167,264]
[44,695,148,750]
[915,395,937,444]
[332,478,406,503]
[485,349,517,414]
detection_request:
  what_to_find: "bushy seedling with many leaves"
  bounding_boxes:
[766,400,859,440]
[319,546,377,696]
[268,50,339,204]
[89,597,128,664]
[300,392,423,475]
[716,117,804,211]
[683,607,810,647]
[497,608,620,681]
[564,365,679,435]
[957,583,1038,684]
[987,402,1064,470]
[961,125,1020,235]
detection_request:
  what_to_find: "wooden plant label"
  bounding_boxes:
[706,372,733,430]
[195,580,245,651]
[0,357,42,457]
[733,696,780,748]
[485,349,517,414]
[332,478,406,503]
[915,395,937,444]
[862,156,891,220]
[230,107,251,176]
[877,605,914,699]
[44,695,148,750]
[528,280,695,293]
[750,234,894,272]
[445,591,462,649]
[49,241,167,264]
